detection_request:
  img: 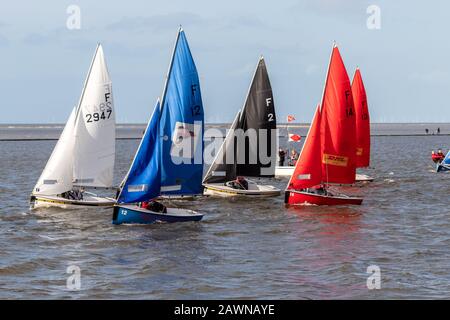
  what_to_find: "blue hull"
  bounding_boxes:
[112,205,203,225]
[436,163,450,172]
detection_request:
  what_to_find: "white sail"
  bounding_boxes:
[73,44,116,188]
[33,108,76,196]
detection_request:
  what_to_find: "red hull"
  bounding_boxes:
[285,190,363,206]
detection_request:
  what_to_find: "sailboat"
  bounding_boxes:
[352,68,373,182]
[285,44,363,206]
[113,28,204,224]
[113,101,203,224]
[158,27,204,200]
[30,44,116,209]
[202,57,281,197]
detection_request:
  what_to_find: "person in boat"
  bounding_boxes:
[278,148,286,166]
[141,200,167,213]
[225,176,249,190]
[437,149,445,161]
[289,149,299,166]
[432,150,441,163]
[61,188,84,200]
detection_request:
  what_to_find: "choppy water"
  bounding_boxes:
[1,125,450,299]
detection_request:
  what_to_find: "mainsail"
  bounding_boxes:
[33,108,76,196]
[117,101,161,204]
[236,56,277,177]
[159,28,204,195]
[73,44,116,188]
[351,68,370,168]
[203,111,241,184]
[320,45,357,185]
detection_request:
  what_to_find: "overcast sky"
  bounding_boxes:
[0,0,449,123]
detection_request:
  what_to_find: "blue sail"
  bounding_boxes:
[159,29,204,195]
[117,101,161,203]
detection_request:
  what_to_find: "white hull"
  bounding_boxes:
[202,183,280,198]
[30,194,116,209]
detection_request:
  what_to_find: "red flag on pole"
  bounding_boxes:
[288,134,302,142]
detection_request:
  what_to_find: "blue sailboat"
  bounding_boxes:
[159,27,204,198]
[113,28,205,224]
[437,151,450,172]
[113,100,204,224]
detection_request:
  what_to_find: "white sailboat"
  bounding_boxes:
[30,44,116,209]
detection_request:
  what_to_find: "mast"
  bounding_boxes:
[159,27,182,114]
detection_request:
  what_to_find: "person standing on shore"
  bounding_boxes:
[278,148,286,166]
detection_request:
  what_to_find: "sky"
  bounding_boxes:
[0,0,449,123]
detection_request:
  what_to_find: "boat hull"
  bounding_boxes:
[202,183,280,197]
[113,204,204,225]
[436,163,450,172]
[30,194,116,209]
[285,190,363,206]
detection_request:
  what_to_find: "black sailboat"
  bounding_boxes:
[202,57,280,197]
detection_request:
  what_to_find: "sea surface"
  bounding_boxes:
[1,124,450,299]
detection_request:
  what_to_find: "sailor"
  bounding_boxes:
[225,176,249,190]
[308,184,327,195]
[432,150,444,163]
[278,148,286,166]
[141,200,167,213]
[437,149,445,162]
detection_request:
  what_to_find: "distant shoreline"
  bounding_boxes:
[2,133,449,141]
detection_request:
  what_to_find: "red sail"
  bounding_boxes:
[320,45,356,185]
[352,68,370,168]
[287,106,322,190]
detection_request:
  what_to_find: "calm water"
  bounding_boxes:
[1,125,450,299]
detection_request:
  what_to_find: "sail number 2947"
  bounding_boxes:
[85,92,113,123]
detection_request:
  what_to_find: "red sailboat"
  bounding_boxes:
[285,44,363,206]
[352,68,373,182]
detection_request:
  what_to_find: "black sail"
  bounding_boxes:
[236,56,277,177]
[203,111,240,184]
